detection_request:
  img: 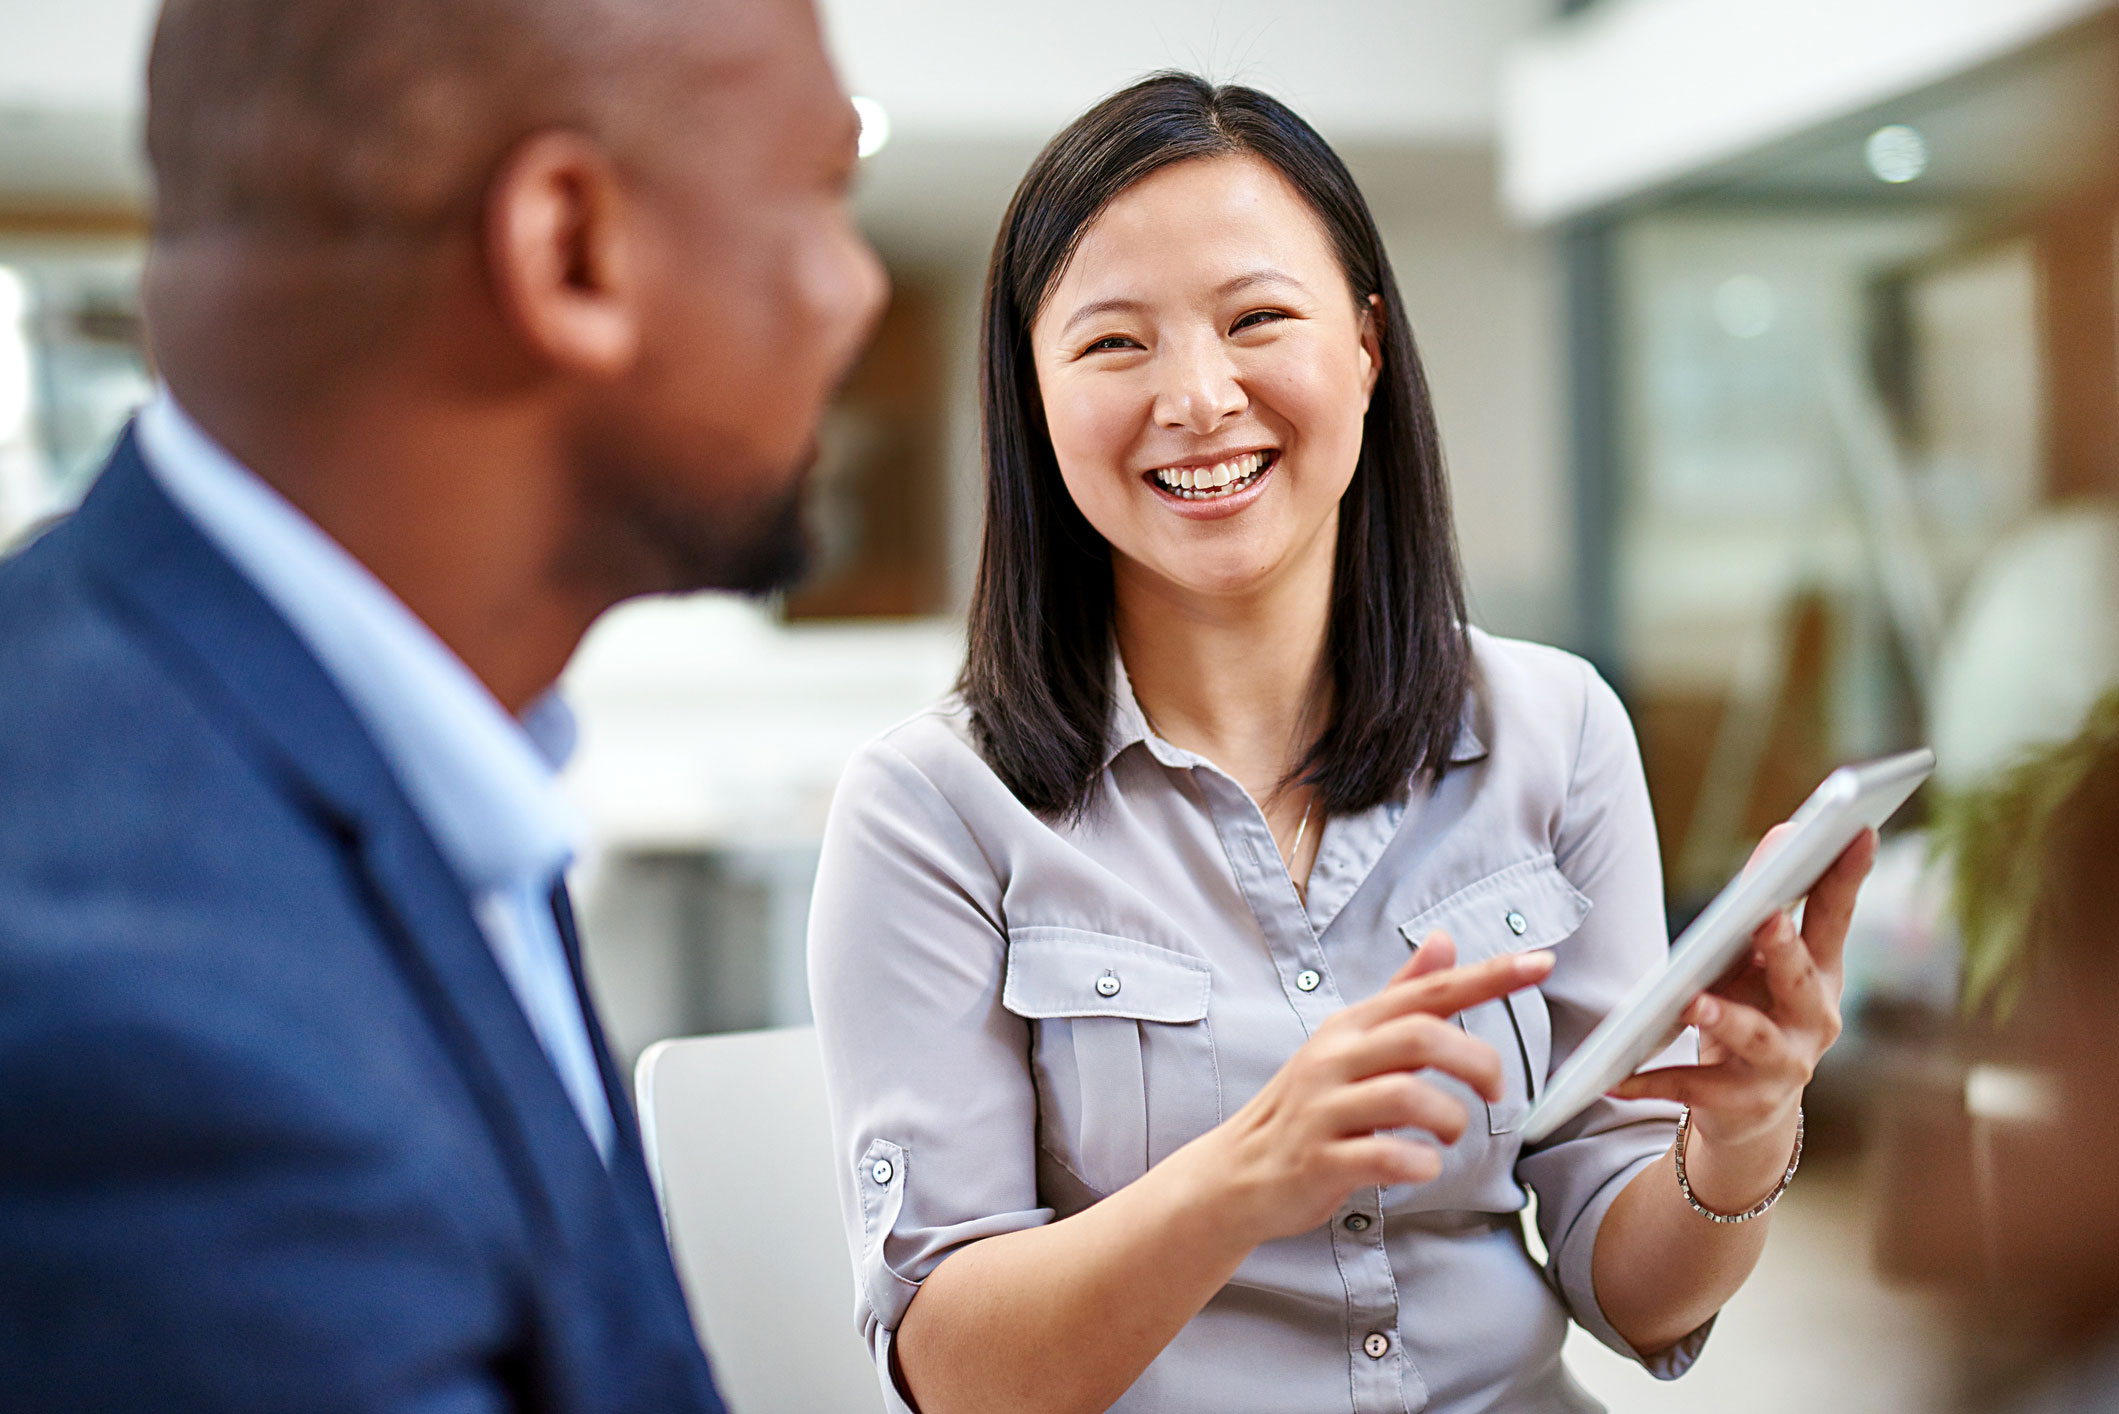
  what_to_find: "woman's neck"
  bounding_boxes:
[1112,525,1336,811]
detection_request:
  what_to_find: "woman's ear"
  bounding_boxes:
[1359,293,1385,404]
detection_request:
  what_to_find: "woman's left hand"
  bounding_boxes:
[1608,826,1879,1148]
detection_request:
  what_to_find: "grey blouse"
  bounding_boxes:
[807,630,1710,1414]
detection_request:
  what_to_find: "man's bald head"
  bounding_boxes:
[145,0,756,242]
[137,0,886,621]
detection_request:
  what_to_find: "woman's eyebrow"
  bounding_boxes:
[1217,266,1306,297]
[1057,268,1308,339]
[1059,295,1148,337]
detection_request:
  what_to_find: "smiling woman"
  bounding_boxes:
[808,71,1875,1414]
[962,77,1467,823]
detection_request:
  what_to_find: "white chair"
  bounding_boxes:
[637,1026,886,1414]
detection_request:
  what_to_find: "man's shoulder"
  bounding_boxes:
[3,516,254,781]
[0,528,475,1173]
[0,518,350,933]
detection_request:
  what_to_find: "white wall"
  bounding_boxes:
[1354,147,1569,644]
[0,0,1549,203]
[821,0,1545,144]
[0,0,155,113]
[0,0,155,205]
[0,0,1548,138]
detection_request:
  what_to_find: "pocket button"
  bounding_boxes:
[1505,910,1528,936]
[1094,972,1122,998]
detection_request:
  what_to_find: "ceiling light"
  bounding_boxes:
[852,96,890,159]
[1865,124,1928,184]
[1712,275,1778,340]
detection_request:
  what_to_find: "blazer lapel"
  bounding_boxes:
[550,884,645,1157]
[551,884,680,1251]
[69,432,610,1244]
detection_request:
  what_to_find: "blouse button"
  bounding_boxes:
[1095,972,1122,998]
[1343,1212,1372,1233]
[1295,969,1321,993]
[871,1158,895,1185]
[1363,1332,1392,1359]
[1505,910,1528,936]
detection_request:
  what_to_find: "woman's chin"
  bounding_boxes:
[1125,547,1296,605]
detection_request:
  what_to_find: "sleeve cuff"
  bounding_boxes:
[1554,1146,1717,1379]
[872,1325,920,1414]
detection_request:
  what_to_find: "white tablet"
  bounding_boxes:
[1517,747,1935,1146]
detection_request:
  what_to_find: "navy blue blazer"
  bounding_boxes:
[0,434,727,1414]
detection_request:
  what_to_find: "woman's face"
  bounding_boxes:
[1030,153,1381,602]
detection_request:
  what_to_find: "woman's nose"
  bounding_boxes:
[1151,338,1246,433]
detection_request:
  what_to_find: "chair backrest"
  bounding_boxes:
[637,1026,885,1414]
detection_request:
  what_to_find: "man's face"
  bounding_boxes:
[578,0,888,596]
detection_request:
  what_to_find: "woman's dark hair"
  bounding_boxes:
[960,71,1471,818]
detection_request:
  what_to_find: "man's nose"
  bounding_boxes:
[849,237,890,352]
[1151,335,1246,434]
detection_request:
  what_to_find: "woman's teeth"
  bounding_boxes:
[1151,450,1272,500]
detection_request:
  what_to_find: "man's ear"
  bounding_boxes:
[486,130,640,376]
[1359,293,1384,404]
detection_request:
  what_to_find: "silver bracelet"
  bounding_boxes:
[1673,1105,1803,1224]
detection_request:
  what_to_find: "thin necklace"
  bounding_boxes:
[1279,797,1315,869]
[1278,795,1317,904]
[1137,694,1316,891]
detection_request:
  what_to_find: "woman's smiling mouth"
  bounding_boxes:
[1144,449,1279,502]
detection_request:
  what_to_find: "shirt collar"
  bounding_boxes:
[1101,643,1489,775]
[1102,649,1159,768]
[134,390,579,896]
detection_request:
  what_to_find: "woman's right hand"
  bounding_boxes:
[1174,935,1555,1245]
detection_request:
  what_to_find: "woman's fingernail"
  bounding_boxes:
[1519,950,1555,974]
[1697,996,1720,1024]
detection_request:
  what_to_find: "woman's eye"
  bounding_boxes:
[1232,309,1289,333]
[1086,335,1139,353]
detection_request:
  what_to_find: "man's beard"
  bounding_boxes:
[647,473,812,597]
[582,450,816,601]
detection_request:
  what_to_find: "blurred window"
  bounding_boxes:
[1597,16,2119,913]
[0,236,150,549]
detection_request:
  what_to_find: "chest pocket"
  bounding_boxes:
[1002,927,1217,1196]
[1397,856,1590,1135]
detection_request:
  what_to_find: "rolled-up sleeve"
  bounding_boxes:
[807,736,1054,1407]
[1515,660,1712,1379]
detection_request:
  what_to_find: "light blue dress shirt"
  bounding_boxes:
[135,392,616,1160]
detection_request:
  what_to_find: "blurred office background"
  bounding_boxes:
[5,0,2118,1408]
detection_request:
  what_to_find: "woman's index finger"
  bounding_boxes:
[1390,929,1456,982]
[1359,948,1554,1027]
[1355,931,1457,1026]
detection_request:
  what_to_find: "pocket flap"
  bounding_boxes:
[1395,854,1591,960]
[1002,927,1211,1023]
